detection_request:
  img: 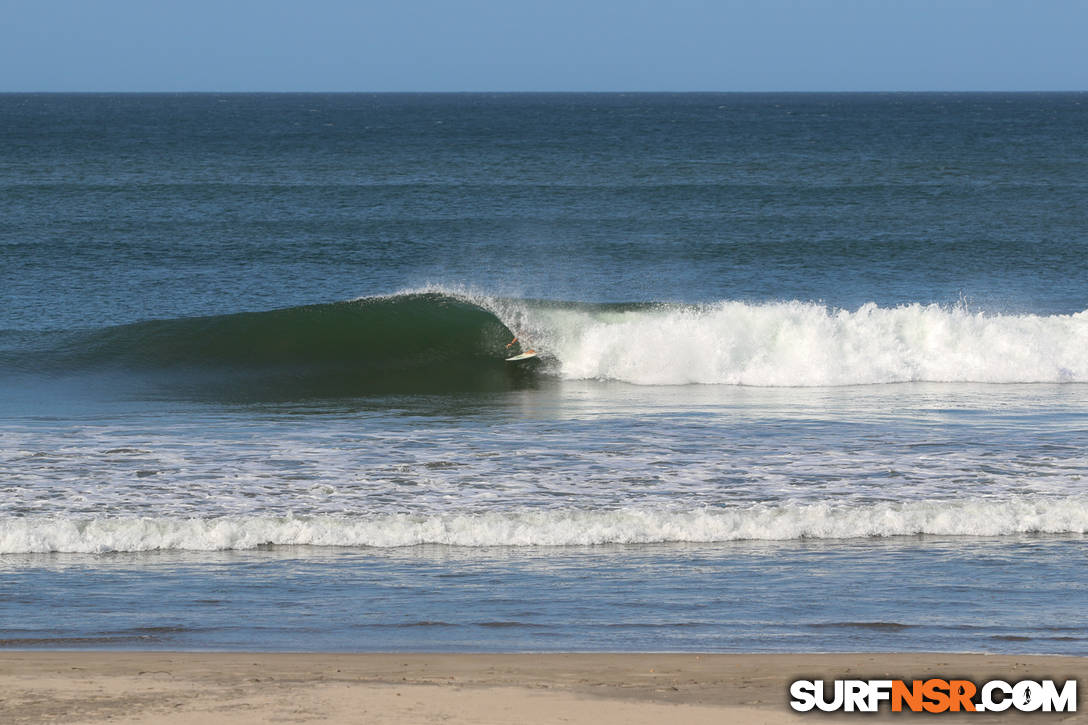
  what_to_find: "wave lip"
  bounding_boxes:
[3,497,1085,553]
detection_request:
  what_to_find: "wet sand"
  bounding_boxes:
[0,652,1084,724]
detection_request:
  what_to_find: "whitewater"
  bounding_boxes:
[4,497,1088,553]
[431,288,1088,386]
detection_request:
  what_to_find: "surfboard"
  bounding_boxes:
[505,350,539,362]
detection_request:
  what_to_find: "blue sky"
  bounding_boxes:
[2,0,1085,91]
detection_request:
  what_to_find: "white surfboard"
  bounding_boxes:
[505,350,539,362]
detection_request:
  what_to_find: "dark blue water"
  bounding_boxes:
[4,93,1087,333]
[1,93,1086,653]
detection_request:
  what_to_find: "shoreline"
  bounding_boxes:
[2,652,1084,724]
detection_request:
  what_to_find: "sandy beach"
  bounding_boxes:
[0,652,1083,724]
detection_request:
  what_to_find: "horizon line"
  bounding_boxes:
[2,89,1086,95]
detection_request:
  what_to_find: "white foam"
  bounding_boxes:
[408,288,1088,386]
[3,496,1085,553]
[546,301,1088,386]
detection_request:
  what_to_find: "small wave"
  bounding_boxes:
[807,622,914,631]
[0,636,158,647]
[2,497,1084,553]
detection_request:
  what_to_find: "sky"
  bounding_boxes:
[1,0,1085,92]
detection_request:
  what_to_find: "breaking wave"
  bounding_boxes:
[474,294,1088,386]
[5,288,1087,394]
[3,496,1085,553]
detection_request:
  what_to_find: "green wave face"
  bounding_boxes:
[35,293,533,398]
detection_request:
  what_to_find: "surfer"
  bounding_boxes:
[505,336,537,359]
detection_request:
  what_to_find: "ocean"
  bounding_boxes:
[1,92,1086,653]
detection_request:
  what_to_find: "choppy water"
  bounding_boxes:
[1,93,1086,652]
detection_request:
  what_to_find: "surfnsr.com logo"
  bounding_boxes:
[789,678,1077,713]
